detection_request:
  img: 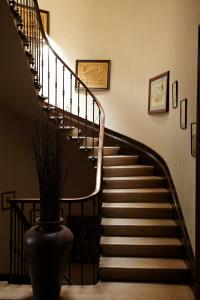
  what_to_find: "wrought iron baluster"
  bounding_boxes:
[13,205,17,281]
[9,204,13,283]
[55,57,58,109]
[26,1,29,47]
[17,209,20,277]
[68,202,72,282]
[70,74,72,129]
[92,99,95,158]
[93,196,97,284]
[62,66,65,121]
[80,201,84,285]
[48,47,50,105]
[20,203,24,276]
[41,36,44,97]
[85,90,88,149]
[77,82,80,143]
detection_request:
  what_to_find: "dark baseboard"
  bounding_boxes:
[194,282,200,299]
[0,273,9,281]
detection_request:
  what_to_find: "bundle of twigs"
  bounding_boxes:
[29,110,68,222]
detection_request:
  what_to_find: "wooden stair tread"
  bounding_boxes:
[103,176,164,180]
[103,165,153,169]
[100,257,189,270]
[100,236,182,246]
[80,146,120,150]
[102,203,173,209]
[103,188,169,194]
[101,218,177,226]
[103,155,139,159]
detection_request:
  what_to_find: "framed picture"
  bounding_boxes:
[180,99,187,129]
[19,5,50,34]
[172,80,178,108]
[1,191,15,211]
[148,71,169,114]
[191,123,196,157]
[39,9,50,34]
[75,60,111,90]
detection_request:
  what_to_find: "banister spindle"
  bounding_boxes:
[41,36,44,97]
[92,98,95,157]
[62,66,65,121]
[13,206,17,281]
[9,205,13,282]
[77,81,80,143]
[20,203,24,276]
[85,90,88,149]
[17,210,20,276]
[55,57,58,108]
[38,30,41,86]
[70,73,72,128]
[48,47,50,105]
[22,0,25,35]
[26,1,29,46]
[29,8,32,58]
[80,201,84,285]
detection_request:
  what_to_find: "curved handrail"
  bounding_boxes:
[32,0,105,202]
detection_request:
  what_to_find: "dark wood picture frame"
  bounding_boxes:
[148,71,170,114]
[191,122,197,157]
[172,80,178,108]
[1,191,15,211]
[75,60,111,90]
[180,99,187,129]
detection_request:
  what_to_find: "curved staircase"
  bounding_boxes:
[4,0,193,286]
[99,149,191,283]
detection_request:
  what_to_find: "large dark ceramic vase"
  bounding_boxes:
[24,218,73,300]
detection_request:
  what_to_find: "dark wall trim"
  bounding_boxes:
[0,273,9,281]
[104,126,194,271]
[195,25,200,300]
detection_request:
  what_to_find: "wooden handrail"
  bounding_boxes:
[32,0,105,201]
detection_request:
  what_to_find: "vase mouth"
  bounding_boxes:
[36,217,63,225]
[36,217,64,232]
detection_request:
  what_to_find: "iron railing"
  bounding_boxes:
[8,0,105,284]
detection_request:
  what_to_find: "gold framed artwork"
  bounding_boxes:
[75,60,111,90]
[148,71,170,114]
[19,5,49,34]
[1,191,15,211]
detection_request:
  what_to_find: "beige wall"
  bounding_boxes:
[38,0,200,250]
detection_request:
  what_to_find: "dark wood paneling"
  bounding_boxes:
[195,25,200,300]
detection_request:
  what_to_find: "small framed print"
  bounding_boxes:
[1,191,15,211]
[75,60,111,90]
[148,71,170,114]
[180,99,187,129]
[172,80,178,108]
[191,123,196,157]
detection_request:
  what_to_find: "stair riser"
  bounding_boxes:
[102,225,178,237]
[81,138,99,147]
[104,179,164,189]
[102,208,174,219]
[103,157,138,166]
[103,168,153,177]
[73,137,99,147]
[101,269,191,283]
[103,193,169,203]
[93,148,119,156]
[101,245,185,258]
